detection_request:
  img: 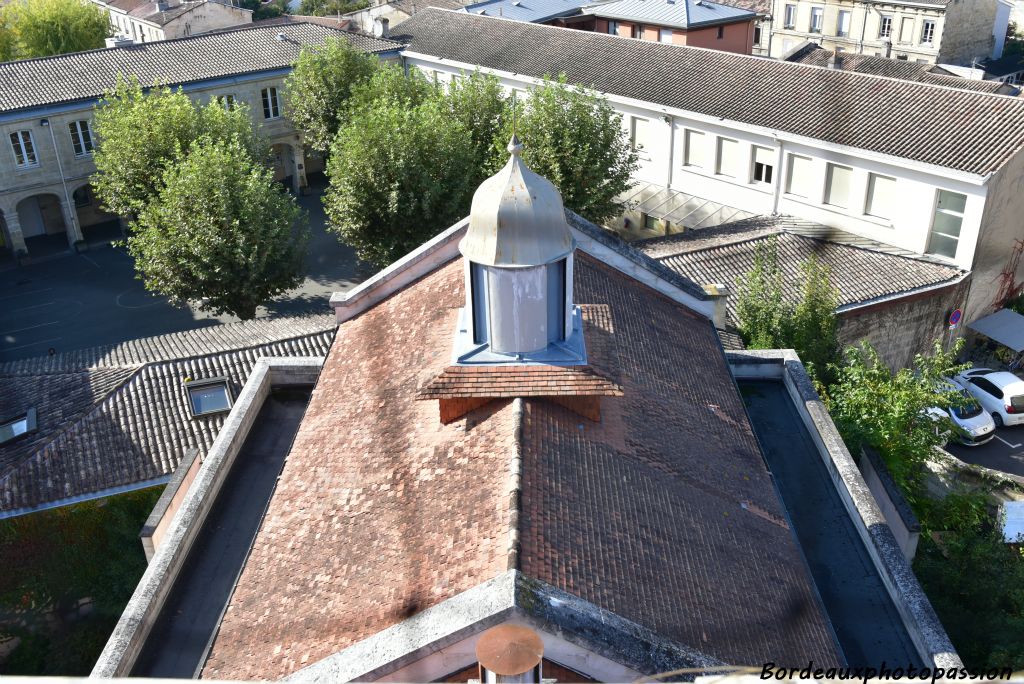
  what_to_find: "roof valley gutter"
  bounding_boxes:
[507,397,524,571]
[399,50,993,184]
[0,475,172,521]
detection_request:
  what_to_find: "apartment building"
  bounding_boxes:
[90,0,252,42]
[769,0,1012,64]
[398,9,1024,331]
[0,25,401,262]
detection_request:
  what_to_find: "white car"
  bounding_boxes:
[925,380,996,446]
[955,368,1024,428]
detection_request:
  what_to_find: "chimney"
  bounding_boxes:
[826,51,837,69]
[380,17,389,37]
[105,35,134,48]
[476,625,544,683]
[155,0,169,11]
[702,283,730,330]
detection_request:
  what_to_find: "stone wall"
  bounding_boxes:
[838,277,971,370]
[939,0,1002,63]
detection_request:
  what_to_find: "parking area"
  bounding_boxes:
[0,178,369,363]
[946,425,1024,478]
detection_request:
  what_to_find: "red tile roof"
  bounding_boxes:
[202,253,839,679]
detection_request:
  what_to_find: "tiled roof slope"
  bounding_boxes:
[639,219,964,321]
[202,254,839,679]
[785,44,1013,95]
[0,23,401,114]
[396,10,1024,175]
[0,315,335,514]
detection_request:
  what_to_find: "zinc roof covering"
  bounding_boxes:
[396,9,1024,176]
[581,0,755,29]
[0,23,402,114]
[461,0,588,22]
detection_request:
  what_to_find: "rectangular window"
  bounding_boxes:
[0,408,36,445]
[261,87,281,119]
[809,6,823,33]
[73,185,91,208]
[659,27,672,42]
[752,146,774,184]
[220,94,237,110]
[607,20,618,34]
[879,14,892,38]
[716,137,741,178]
[754,25,762,44]
[546,259,566,343]
[10,130,37,168]
[630,116,649,154]
[186,378,233,417]
[632,24,643,38]
[785,154,815,198]
[865,173,897,219]
[470,263,489,344]
[68,120,94,157]
[784,3,796,28]
[837,10,851,37]
[824,163,853,208]
[927,190,967,259]
[899,17,913,43]
[683,129,706,168]
[716,25,724,39]
[921,19,935,44]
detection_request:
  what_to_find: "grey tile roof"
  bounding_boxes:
[581,0,755,29]
[716,0,768,16]
[0,315,335,514]
[786,43,1015,95]
[0,23,402,115]
[460,0,588,23]
[638,217,965,322]
[396,10,1024,175]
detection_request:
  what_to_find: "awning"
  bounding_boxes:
[968,308,1024,353]
[620,182,757,231]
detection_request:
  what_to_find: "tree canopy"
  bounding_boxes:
[283,36,379,154]
[296,0,366,16]
[128,137,308,320]
[0,0,109,61]
[92,78,265,218]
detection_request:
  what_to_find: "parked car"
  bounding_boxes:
[925,379,996,446]
[955,368,1024,427]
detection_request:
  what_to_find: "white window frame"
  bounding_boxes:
[185,377,234,417]
[836,10,851,37]
[715,137,741,178]
[751,146,774,185]
[261,86,282,120]
[630,116,650,157]
[879,14,892,38]
[220,93,237,111]
[10,130,38,168]
[864,173,897,220]
[809,6,823,33]
[68,120,93,158]
[926,189,967,260]
[824,163,853,209]
[899,16,914,43]
[784,3,797,28]
[683,129,706,169]
[921,19,935,44]
[607,20,618,34]
[784,154,815,199]
[659,27,672,42]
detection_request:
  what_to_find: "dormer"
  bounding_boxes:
[452,136,586,365]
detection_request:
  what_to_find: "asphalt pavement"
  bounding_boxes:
[0,179,370,363]
[946,424,1024,478]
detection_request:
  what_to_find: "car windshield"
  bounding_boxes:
[953,391,983,419]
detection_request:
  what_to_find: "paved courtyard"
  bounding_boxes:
[0,179,372,363]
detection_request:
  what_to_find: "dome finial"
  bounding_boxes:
[507,134,523,156]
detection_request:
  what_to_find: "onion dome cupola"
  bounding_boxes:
[454,137,586,365]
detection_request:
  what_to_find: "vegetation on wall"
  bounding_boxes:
[0,0,109,62]
[296,0,367,17]
[0,487,163,676]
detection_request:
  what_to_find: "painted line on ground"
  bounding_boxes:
[0,320,60,335]
[994,434,1022,449]
[5,300,57,314]
[1,336,62,353]
[0,288,52,302]
[80,254,100,269]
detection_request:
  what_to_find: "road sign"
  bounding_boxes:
[949,308,963,329]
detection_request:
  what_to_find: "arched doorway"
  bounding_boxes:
[16,194,68,257]
[272,143,298,193]
[73,184,123,245]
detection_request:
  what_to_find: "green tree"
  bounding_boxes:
[826,339,968,493]
[347,61,436,113]
[792,254,840,382]
[128,138,308,319]
[92,78,265,218]
[296,0,366,16]
[499,76,638,224]
[735,237,788,349]
[283,36,379,154]
[444,72,510,188]
[236,0,289,19]
[324,98,476,267]
[0,0,108,60]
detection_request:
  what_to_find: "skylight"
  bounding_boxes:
[186,378,233,417]
[0,408,37,446]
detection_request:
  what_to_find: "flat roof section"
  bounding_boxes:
[131,387,312,678]
[739,380,923,668]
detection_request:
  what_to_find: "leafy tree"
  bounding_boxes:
[826,339,968,493]
[296,0,366,16]
[0,0,108,61]
[498,76,638,224]
[283,36,379,154]
[735,237,788,349]
[347,61,436,113]
[128,138,308,319]
[444,72,510,187]
[792,254,840,382]
[324,98,476,267]
[236,0,289,19]
[92,77,265,218]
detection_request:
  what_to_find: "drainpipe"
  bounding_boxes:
[41,118,81,249]
[664,112,675,190]
[858,1,868,54]
[771,137,784,215]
